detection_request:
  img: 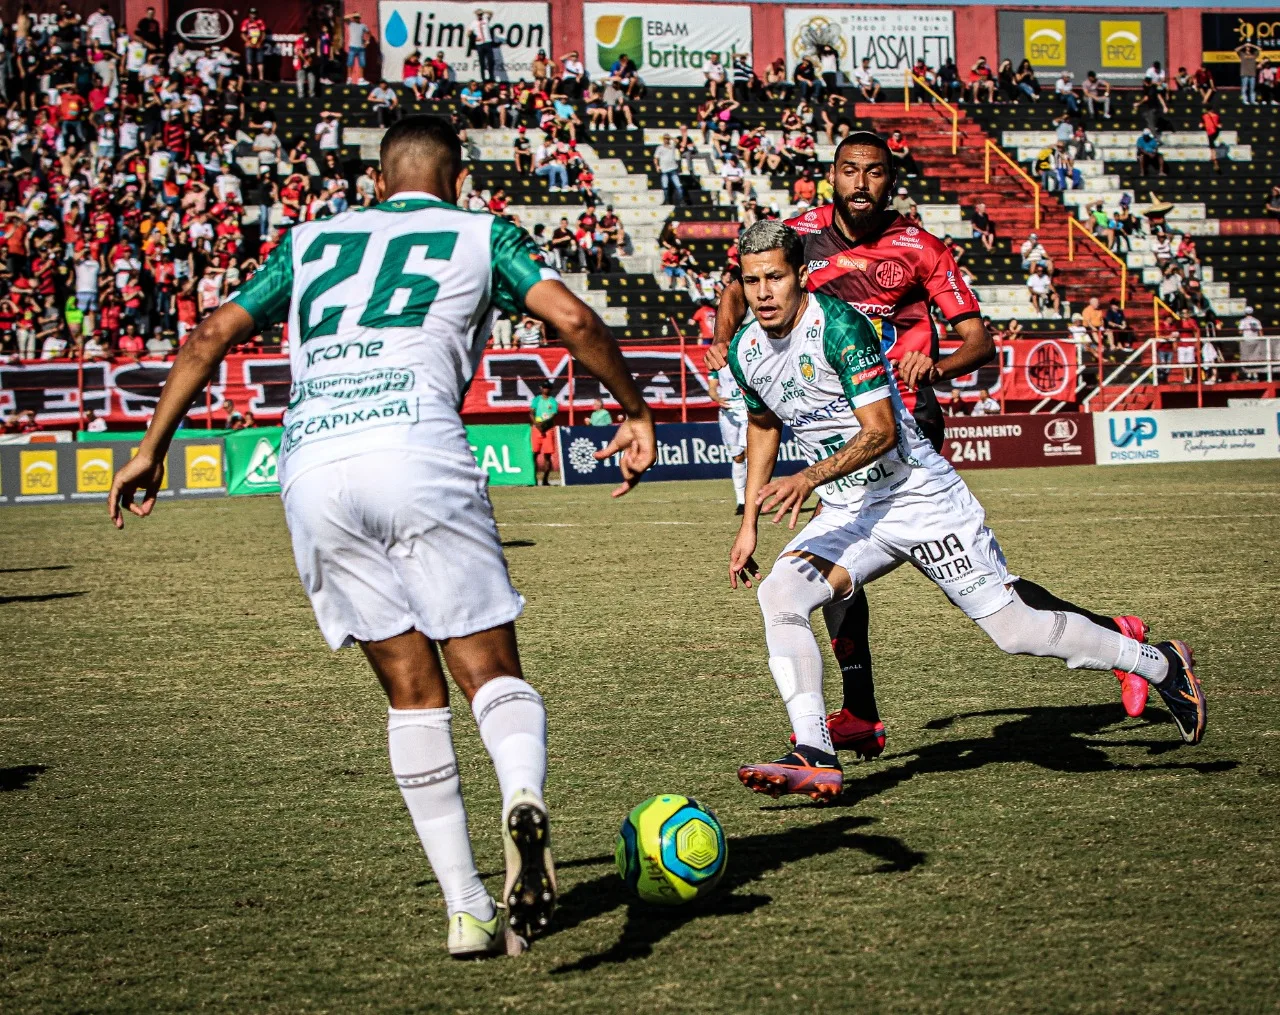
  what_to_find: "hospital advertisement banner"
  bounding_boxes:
[0,440,226,507]
[379,2,550,82]
[783,8,954,80]
[1201,13,1280,87]
[582,4,752,87]
[1093,406,1280,466]
[997,12,1166,87]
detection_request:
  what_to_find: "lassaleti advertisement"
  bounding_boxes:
[379,2,550,81]
[784,8,954,79]
[582,3,753,86]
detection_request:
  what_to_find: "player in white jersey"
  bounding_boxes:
[708,362,748,513]
[722,222,1206,801]
[108,117,657,957]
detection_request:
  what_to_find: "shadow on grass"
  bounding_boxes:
[767,704,1237,814]
[501,539,537,549]
[0,765,48,791]
[550,815,923,973]
[0,591,86,605]
[0,565,72,575]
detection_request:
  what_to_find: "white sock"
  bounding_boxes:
[976,601,1170,683]
[731,459,747,505]
[470,676,547,814]
[757,556,836,753]
[387,707,494,921]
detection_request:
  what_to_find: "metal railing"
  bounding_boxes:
[903,70,959,154]
[1066,217,1128,309]
[983,140,1040,230]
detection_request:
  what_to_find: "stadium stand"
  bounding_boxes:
[2,11,1278,433]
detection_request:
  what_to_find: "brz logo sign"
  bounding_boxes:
[176,8,234,44]
[1110,416,1157,448]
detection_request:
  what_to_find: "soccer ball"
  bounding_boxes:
[614,794,727,905]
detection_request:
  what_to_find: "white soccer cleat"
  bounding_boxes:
[502,789,558,941]
[446,905,527,960]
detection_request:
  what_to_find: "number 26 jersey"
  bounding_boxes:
[229,190,559,488]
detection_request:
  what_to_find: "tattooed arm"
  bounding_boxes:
[756,397,898,529]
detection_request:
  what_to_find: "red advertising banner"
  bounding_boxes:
[941,413,1095,470]
[0,341,1082,427]
[939,339,1081,404]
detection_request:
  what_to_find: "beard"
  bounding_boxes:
[833,186,889,232]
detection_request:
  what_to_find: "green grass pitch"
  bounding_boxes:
[1,461,1278,1013]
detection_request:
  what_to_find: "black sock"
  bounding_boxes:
[828,588,880,722]
[1013,578,1121,633]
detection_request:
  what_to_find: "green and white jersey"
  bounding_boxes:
[229,190,558,487]
[727,290,957,510]
[713,363,747,421]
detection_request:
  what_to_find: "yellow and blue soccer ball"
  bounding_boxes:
[614,794,727,905]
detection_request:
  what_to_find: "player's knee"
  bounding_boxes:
[976,600,1057,657]
[757,557,832,625]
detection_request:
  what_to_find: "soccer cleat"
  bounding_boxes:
[447,905,527,960]
[1153,640,1207,746]
[790,709,886,759]
[502,789,557,941]
[738,744,843,801]
[1113,615,1150,718]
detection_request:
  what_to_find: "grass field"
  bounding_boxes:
[1,461,1278,1013]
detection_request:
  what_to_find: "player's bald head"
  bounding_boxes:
[378,114,465,200]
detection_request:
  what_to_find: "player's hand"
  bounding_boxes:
[108,449,165,529]
[758,472,815,530]
[897,350,942,389]
[597,412,656,498]
[729,526,759,589]
[704,341,730,371]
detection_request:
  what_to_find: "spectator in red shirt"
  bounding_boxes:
[241,9,267,81]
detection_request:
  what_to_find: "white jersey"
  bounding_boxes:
[714,363,746,420]
[727,290,958,512]
[229,190,559,488]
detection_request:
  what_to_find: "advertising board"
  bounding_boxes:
[997,12,1166,87]
[942,413,1095,470]
[582,3,752,87]
[1201,13,1280,88]
[379,2,549,82]
[1093,406,1280,466]
[783,8,954,79]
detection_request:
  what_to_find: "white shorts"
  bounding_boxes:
[282,449,525,649]
[719,411,747,458]
[781,479,1017,620]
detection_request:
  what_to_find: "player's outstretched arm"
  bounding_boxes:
[523,279,655,497]
[705,278,746,370]
[730,410,782,589]
[108,303,257,529]
[758,397,897,530]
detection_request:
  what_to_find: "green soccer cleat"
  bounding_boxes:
[447,905,526,959]
[502,789,557,941]
[1154,640,1207,746]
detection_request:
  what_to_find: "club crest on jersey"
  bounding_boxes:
[799,353,816,381]
[875,260,906,288]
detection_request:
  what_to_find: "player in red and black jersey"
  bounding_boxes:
[708,132,1152,748]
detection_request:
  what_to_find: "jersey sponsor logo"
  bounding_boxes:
[791,395,850,428]
[891,236,924,249]
[854,302,898,317]
[852,364,886,385]
[905,226,920,236]
[283,397,418,452]
[875,260,907,288]
[944,270,968,308]
[798,353,816,381]
[807,259,830,272]
[304,338,385,367]
[288,368,415,407]
[780,377,804,402]
[835,254,868,271]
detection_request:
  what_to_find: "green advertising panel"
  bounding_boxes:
[225,427,283,496]
[467,425,535,486]
[223,424,534,496]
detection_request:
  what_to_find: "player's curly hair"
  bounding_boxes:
[738,220,805,271]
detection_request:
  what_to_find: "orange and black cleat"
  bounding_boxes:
[1153,640,1207,746]
[790,709,886,759]
[739,744,843,802]
[1113,615,1150,718]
